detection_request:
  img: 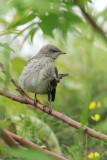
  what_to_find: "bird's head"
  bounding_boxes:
[39,44,66,59]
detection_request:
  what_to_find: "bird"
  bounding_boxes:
[19,44,68,112]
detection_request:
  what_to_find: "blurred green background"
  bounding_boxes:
[0,0,107,159]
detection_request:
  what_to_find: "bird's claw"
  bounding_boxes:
[48,107,52,114]
[42,105,52,114]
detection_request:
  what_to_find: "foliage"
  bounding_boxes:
[0,0,107,159]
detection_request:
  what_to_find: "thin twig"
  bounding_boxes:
[5,130,68,160]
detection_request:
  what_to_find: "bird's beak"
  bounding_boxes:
[62,51,66,54]
[58,51,66,54]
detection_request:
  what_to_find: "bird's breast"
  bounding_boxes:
[19,57,54,94]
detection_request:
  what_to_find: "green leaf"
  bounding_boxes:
[0,43,15,53]
[0,30,19,37]
[8,12,36,29]
[29,27,37,42]
[39,11,82,38]
[39,13,58,37]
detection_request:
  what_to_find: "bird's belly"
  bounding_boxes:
[23,71,50,94]
[19,58,54,94]
[34,81,49,94]
[27,78,49,94]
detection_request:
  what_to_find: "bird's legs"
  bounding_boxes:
[34,94,37,108]
[42,93,52,114]
[47,93,52,114]
[48,101,52,114]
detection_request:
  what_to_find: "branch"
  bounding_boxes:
[80,7,107,41]
[0,127,19,148]
[5,130,68,160]
[0,86,107,142]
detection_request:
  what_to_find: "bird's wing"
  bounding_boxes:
[48,68,69,102]
[48,67,58,102]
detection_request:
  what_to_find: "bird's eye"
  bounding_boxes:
[53,50,57,53]
[49,49,56,53]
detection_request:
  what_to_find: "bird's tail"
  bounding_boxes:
[58,73,69,79]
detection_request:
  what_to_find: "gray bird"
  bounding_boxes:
[19,44,68,110]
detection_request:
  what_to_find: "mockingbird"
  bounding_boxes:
[19,44,68,111]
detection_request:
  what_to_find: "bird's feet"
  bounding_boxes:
[42,106,52,114]
[48,107,52,114]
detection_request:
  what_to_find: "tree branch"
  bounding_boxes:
[0,85,107,142]
[80,7,107,41]
[0,63,107,147]
[0,127,19,148]
[5,130,68,160]
[72,0,107,41]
